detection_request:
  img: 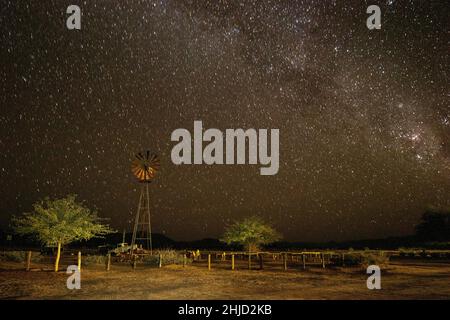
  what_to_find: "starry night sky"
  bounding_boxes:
[1,0,449,242]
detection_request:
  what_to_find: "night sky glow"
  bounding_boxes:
[0,0,449,241]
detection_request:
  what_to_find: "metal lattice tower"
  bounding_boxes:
[130,151,160,254]
[131,183,152,253]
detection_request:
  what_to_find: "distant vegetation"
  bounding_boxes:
[415,208,450,242]
[2,208,450,253]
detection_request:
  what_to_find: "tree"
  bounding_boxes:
[415,208,450,242]
[12,195,115,272]
[221,216,281,253]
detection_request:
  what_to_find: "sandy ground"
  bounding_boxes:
[0,260,449,300]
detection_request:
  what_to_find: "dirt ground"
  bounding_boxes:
[0,260,449,300]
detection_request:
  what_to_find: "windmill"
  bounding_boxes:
[130,151,160,254]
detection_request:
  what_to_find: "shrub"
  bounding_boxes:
[142,249,190,267]
[342,253,361,266]
[30,252,46,263]
[423,242,450,250]
[0,251,26,262]
[82,255,106,266]
[142,254,159,266]
[338,250,389,267]
[360,251,389,266]
[398,247,408,257]
[2,251,52,263]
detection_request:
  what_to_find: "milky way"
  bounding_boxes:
[0,0,449,241]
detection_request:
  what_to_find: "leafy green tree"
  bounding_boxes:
[12,195,114,271]
[221,216,281,253]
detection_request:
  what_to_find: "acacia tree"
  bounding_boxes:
[221,216,281,253]
[13,195,114,272]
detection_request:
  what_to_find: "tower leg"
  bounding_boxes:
[146,183,153,254]
[131,184,153,255]
[131,186,144,255]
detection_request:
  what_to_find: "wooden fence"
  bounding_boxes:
[187,249,450,271]
[5,249,450,272]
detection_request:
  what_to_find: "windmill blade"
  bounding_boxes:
[144,169,149,181]
[132,150,160,182]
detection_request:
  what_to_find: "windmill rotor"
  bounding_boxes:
[131,151,160,183]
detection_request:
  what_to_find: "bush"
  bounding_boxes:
[142,254,159,266]
[30,252,46,263]
[142,249,189,267]
[398,247,409,257]
[0,251,26,262]
[1,251,53,264]
[342,253,360,266]
[338,250,389,267]
[82,255,106,266]
[331,253,359,266]
[422,242,450,250]
[360,251,389,266]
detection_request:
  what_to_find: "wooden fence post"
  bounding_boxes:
[231,254,235,270]
[183,254,186,267]
[302,254,306,270]
[283,253,287,271]
[106,253,111,271]
[78,251,81,272]
[158,254,162,268]
[321,253,325,268]
[26,251,32,271]
[208,254,211,270]
[342,253,345,267]
[133,255,137,270]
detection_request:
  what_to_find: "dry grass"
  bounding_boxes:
[1,260,449,300]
